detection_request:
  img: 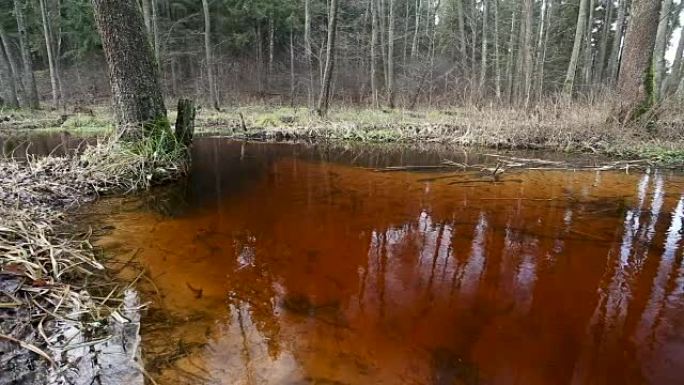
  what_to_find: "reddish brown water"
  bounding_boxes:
[96,139,684,385]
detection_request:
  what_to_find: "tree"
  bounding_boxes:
[617,0,662,120]
[387,0,395,107]
[564,0,589,95]
[13,0,39,108]
[654,0,673,100]
[91,0,167,134]
[607,0,627,85]
[0,40,19,107]
[317,0,339,116]
[202,0,218,109]
[38,0,61,107]
[664,2,684,96]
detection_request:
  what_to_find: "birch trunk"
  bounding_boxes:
[456,0,467,68]
[505,3,519,103]
[581,0,595,88]
[411,0,421,58]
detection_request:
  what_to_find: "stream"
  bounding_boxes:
[89,138,684,385]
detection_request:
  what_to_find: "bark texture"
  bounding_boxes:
[653,0,673,100]
[607,0,627,85]
[91,0,167,133]
[617,0,662,120]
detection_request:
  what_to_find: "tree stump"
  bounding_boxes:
[174,98,195,146]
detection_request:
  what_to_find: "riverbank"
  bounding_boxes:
[0,132,187,384]
[3,103,684,165]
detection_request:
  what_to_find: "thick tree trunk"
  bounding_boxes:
[202,0,218,110]
[91,0,167,134]
[13,0,39,109]
[654,0,673,100]
[607,0,627,86]
[564,0,589,95]
[387,0,395,107]
[39,0,60,107]
[617,0,662,120]
[317,0,339,116]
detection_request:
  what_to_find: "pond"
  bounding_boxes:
[93,138,684,385]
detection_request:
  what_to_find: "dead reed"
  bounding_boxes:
[0,132,187,383]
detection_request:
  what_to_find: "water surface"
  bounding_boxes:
[95,139,684,385]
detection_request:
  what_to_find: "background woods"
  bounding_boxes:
[0,0,682,113]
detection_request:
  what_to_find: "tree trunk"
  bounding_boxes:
[39,0,60,107]
[479,0,488,92]
[142,0,152,36]
[91,0,167,134]
[304,0,314,108]
[594,0,612,84]
[617,0,662,120]
[202,0,218,109]
[0,26,25,106]
[520,0,533,105]
[387,0,395,107]
[505,2,519,103]
[371,0,378,107]
[581,0,595,88]
[536,0,553,102]
[564,0,589,95]
[654,0,673,100]
[607,0,627,86]
[456,0,467,70]
[14,0,39,109]
[470,0,478,73]
[175,98,195,147]
[268,16,275,85]
[664,3,684,96]
[493,0,501,99]
[317,0,339,116]
[289,18,295,106]
[411,0,421,58]
[0,42,19,107]
[152,0,161,65]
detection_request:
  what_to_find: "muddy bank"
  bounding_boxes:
[0,135,187,385]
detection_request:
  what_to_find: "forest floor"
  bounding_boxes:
[2,103,684,164]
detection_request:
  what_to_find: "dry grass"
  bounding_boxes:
[0,131,187,383]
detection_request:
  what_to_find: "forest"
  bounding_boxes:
[2,1,684,385]
[0,0,679,120]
